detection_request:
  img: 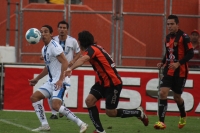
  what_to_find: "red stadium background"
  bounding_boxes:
[0,0,200,66]
[1,0,200,117]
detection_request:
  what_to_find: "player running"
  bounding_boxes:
[65,30,149,133]
[29,25,88,133]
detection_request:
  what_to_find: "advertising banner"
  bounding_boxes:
[3,65,200,116]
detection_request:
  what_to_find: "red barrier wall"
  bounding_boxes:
[4,65,200,116]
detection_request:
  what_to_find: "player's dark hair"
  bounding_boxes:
[78,31,95,49]
[168,15,179,24]
[42,25,53,33]
[57,20,69,29]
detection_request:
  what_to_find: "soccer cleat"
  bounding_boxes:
[137,106,149,126]
[93,129,106,133]
[154,121,166,129]
[178,116,186,129]
[80,122,88,133]
[59,113,64,118]
[32,125,50,132]
[50,114,58,119]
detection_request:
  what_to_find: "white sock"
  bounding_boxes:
[59,106,83,126]
[47,98,57,115]
[32,100,48,126]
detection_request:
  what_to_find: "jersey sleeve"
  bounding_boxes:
[183,33,193,50]
[178,33,194,65]
[51,40,63,56]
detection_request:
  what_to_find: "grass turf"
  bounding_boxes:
[0,111,199,133]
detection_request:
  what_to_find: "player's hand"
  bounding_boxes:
[157,63,163,69]
[168,62,180,70]
[28,79,38,86]
[54,80,63,90]
[64,68,72,77]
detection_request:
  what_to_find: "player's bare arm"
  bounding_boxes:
[65,55,90,77]
[69,51,82,67]
[29,66,48,86]
[71,55,90,70]
[56,52,68,89]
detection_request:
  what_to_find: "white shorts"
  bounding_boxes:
[38,81,65,101]
[63,76,71,89]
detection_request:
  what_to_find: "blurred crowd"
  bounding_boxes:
[189,29,200,68]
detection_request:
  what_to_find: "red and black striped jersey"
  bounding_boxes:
[162,29,194,77]
[83,44,122,87]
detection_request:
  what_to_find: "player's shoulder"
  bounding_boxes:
[41,45,45,51]
[178,29,189,38]
[67,35,77,41]
[177,30,191,44]
[182,33,190,39]
[49,39,61,48]
[87,44,97,51]
[52,35,59,41]
[166,33,171,40]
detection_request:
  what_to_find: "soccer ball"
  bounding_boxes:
[25,28,41,44]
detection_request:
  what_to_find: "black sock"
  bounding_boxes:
[159,99,167,123]
[116,109,141,118]
[88,106,104,132]
[177,101,186,117]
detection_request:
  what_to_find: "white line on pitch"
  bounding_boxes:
[0,119,45,133]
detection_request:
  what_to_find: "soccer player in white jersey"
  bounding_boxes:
[47,21,81,119]
[29,25,88,132]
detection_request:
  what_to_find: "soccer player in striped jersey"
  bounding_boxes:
[47,20,81,119]
[29,25,88,133]
[154,15,194,130]
[65,31,149,133]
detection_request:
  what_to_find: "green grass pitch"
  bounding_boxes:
[0,111,199,133]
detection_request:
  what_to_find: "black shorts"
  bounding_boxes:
[90,82,122,109]
[160,75,186,94]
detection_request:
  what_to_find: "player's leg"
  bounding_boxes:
[172,77,187,129]
[30,82,51,131]
[174,93,187,129]
[154,76,172,129]
[85,83,105,133]
[86,93,105,133]
[154,87,170,129]
[154,88,169,129]
[52,87,88,133]
[158,87,170,122]
[105,84,148,126]
[47,97,58,119]
[59,77,71,118]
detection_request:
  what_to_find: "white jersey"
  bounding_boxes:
[41,39,63,84]
[53,35,80,63]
